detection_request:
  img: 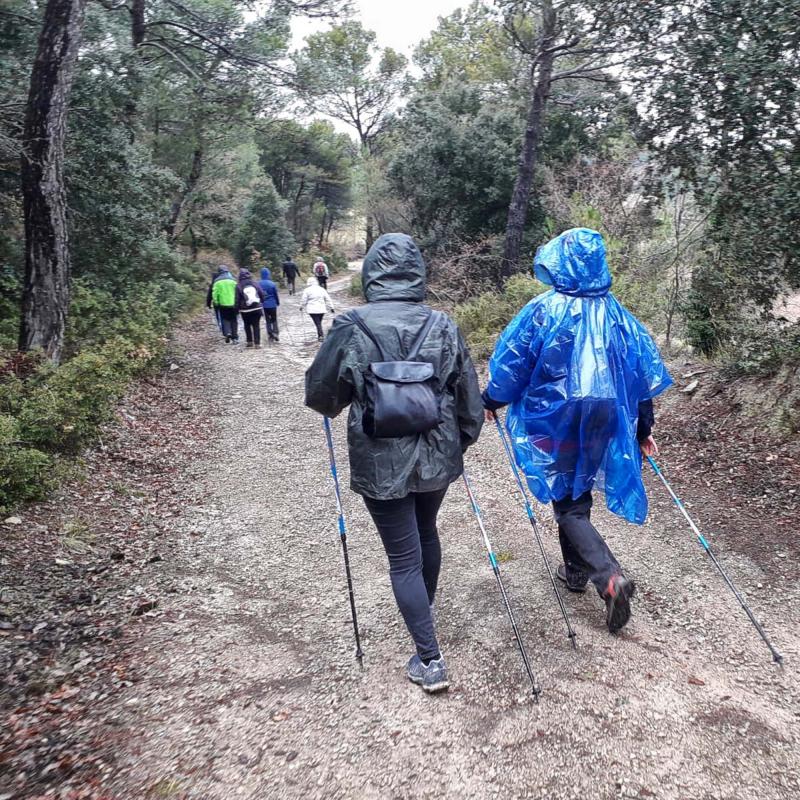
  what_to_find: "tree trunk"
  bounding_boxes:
[165,143,203,240]
[317,208,327,249]
[325,213,334,244]
[365,215,374,250]
[123,0,146,132]
[18,0,87,363]
[501,3,556,280]
[292,175,305,237]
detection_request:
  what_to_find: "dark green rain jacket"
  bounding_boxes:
[305,233,484,500]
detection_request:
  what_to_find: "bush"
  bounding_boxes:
[722,321,800,378]
[350,273,363,297]
[16,341,140,454]
[454,274,545,358]
[0,413,54,514]
[0,249,202,513]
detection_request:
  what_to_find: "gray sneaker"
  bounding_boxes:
[407,655,449,694]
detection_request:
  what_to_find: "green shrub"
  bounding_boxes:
[454,274,545,358]
[16,341,141,454]
[350,273,363,297]
[0,266,20,351]
[0,259,200,513]
[0,413,54,514]
[722,322,800,378]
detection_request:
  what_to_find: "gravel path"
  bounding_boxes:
[104,277,799,800]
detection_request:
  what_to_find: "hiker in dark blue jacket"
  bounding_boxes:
[259,267,280,342]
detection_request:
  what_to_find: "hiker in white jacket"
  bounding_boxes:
[301,276,335,340]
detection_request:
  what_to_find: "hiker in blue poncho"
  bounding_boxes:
[482,228,672,633]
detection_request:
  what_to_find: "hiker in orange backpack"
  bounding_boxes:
[313,257,329,290]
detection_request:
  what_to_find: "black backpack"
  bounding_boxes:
[352,309,443,439]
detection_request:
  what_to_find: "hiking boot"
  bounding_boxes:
[254,344,262,349]
[407,654,449,694]
[556,563,588,593]
[603,574,636,633]
[225,335,231,343]
[246,342,254,348]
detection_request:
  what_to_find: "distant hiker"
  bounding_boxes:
[236,269,265,349]
[313,257,329,290]
[482,228,672,634]
[282,257,300,295]
[259,267,280,342]
[205,267,224,333]
[211,265,239,344]
[305,233,484,693]
[300,276,334,341]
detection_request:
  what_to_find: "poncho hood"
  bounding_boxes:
[362,233,426,303]
[238,269,252,282]
[260,267,271,280]
[533,228,612,298]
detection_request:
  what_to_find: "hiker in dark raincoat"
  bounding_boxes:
[482,228,672,633]
[282,257,300,295]
[305,233,484,693]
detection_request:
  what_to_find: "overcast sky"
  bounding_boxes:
[291,0,468,58]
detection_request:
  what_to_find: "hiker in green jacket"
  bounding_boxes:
[211,266,239,344]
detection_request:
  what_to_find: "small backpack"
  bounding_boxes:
[243,285,260,306]
[314,262,326,276]
[352,310,443,439]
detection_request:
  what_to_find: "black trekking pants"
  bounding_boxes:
[264,308,279,340]
[309,313,324,338]
[552,491,621,595]
[241,309,262,345]
[219,306,238,340]
[363,488,447,662]
[287,278,296,295]
[316,276,327,290]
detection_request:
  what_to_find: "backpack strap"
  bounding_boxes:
[408,310,439,360]
[352,313,387,361]
[352,309,438,362]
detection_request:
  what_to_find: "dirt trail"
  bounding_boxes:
[38,278,800,798]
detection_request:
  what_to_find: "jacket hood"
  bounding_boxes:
[362,233,426,302]
[260,267,271,280]
[238,269,252,282]
[306,276,318,287]
[533,228,612,297]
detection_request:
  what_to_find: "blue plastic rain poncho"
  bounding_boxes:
[485,228,672,524]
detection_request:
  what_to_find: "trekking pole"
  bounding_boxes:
[462,470,541,701]
[491,412,577,650]
[323,416,364,668]
[646,456,783,666]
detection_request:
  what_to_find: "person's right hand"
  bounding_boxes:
[640,435,659,457]
[485,409,497,422]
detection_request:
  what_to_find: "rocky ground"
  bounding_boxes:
[1,275,798,800]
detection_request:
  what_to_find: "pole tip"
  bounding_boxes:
[773,652,784,668]
[569,632,578,651]
[356,650,364,669]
